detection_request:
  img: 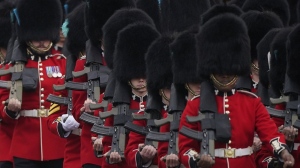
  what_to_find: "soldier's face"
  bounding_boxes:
[30,40,52,50]
[187,83,200,96]
[130,78,147,93]
[212,74,237,92]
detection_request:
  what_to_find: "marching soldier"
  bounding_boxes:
[47,2,86,168]
[2,0,67,167]
[178,13,294,168]
[0,0,14,168]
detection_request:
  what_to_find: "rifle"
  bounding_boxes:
[146,84,186,161]
[0,40,26,107]
[91,80,132,159]
[180,81,231,160]
[124,90,162,148]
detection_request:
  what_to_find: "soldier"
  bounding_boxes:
[178,14,294,168]
[2,0,67,167]
[47,2,86,168]
[0,0,14,168]
[112,22,159,167]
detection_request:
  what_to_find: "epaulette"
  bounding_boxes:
[237,90,258,98]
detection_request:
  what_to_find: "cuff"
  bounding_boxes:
[136,152,153,168]
[5,107,20,119]
[270,137,287,157]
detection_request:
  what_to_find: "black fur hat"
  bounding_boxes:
[160,0,210,33]
[201,4,243,25]
[257,28,282,88]
[136,0,161,32]
[85,0,135,46]
[103,8,155,69]
[228,0,246,7]
[170,27,202,84]
[197,14,250,78]
[242,0,290,26]
[0,0,13,48]
[269,28,293,92]
[16,0,63,43]
[145,34,175,93]
[66,0,83,14]
[241,11,283,61]
[286,24,300,84]
[113,22,159,82]
[65,3,87,56]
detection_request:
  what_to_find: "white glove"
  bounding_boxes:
[61,115,80,132]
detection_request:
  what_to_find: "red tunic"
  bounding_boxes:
[125,105,166,168]
[0,63,16,163]
[255,104,300,168]
[179,90,286,168]
[2,53,67,161]
[102,95,147,168]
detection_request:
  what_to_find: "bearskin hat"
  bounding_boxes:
[136,0,161,32]
[160,0,210,33]
[145,34,175,93]
[16,0,63,43]
[286,24,300,84]
[242,0,290,26]
[113,23,159,82]
[269,28,293,93]
[0,0,13,48]
[103,8,155,69]
[65,3,87,56]
[65,0,83,14]
[228,0,246,7]
[257,28,282,88]
[241,11,283,61]
[201,4,243,25]
[197,14,250,78]
[170,27,202,84]
[85,0,135,46]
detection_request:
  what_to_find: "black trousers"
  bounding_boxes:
[14,157,63,168]
[82,164,101,168]
[0,161,13,168]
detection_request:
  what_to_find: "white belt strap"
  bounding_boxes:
[72,128,82,136]
[215,146,253,158]
[294,143,300,150]
[20,109,49,117]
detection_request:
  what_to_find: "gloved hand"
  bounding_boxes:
[61,114,79,132]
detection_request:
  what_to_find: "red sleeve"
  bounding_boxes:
[157,112,169,168]
[255,98,286,155]
[255,144,277,168]
[0,64,13,122]
[124,112,148,167]
[178,98,201,168]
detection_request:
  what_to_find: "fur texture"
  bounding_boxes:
[65,3,87,56]
[269,28,293,93]
[201,4,243,25]
[145,34,175,93]
[257,28,281,88]
[242,0,290,26]
[85,0,135,46]
[241,11,283,61]
[170,27,202,84]
[286,25,300,84]
[197,14,251,78]
[0,0,13,48]
[102,8,155,69]
[136,0,161,32]
[113,22,159,82]
[16,0,63,43]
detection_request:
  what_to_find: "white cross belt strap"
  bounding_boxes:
[20,109,49,117]
[72,128,82,136]
[294,143,300,150]
[215,146,253,158]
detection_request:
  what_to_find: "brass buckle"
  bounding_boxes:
[38,109,48,117]
[224,148,235,158]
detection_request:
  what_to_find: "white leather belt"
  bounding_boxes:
[72,128,82,136]
[294,143,300,150]
[20,109,49,117]
[215,146,253,158]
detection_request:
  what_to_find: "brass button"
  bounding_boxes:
[41,106,45,109]
[39,68,43,71]
[41,100,44,103]
[224,99,228,102]
[225,111,230,114]
[39,63,42,66]
[225,104,229,108]
[229,140,232,144]
[41,88,44,92]
[40,73,43,76]
[41,78,44,81]
[41,94,44,97]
